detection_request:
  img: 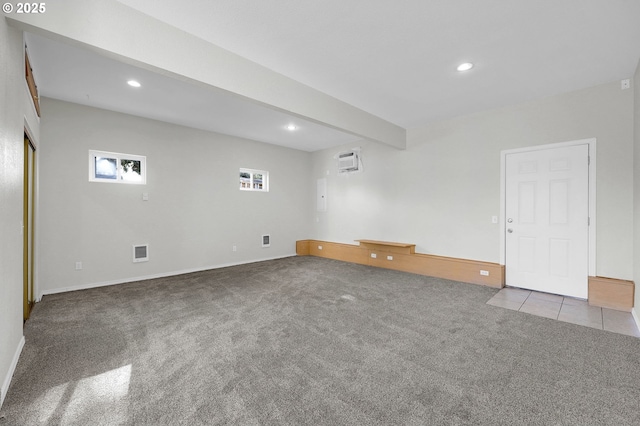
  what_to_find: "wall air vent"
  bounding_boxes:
[262,234,271,248]
[133,244,149,263]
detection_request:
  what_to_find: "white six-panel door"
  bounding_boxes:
[505,144,589,298]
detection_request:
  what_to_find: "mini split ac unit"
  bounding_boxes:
[338,151,359,172]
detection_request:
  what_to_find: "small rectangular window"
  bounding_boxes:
[89,150,146,184]
[239,168,269,192]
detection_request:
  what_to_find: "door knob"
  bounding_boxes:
[507,218,513,223]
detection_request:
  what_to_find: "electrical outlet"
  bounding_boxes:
[318,245,323,250]
[75,262,82,270]
[371,253,377,259]
[621,79,630,90]
[232,245,237,252]
[387,255,393,261]
[480,270,489,276]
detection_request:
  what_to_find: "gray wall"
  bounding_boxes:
[311,81,634,280]
[38,98,312,294]
[0,19,27,404]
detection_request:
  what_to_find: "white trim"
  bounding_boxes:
[500,138,597,275]
[1,336,25,409]
[23,113,39,150]
[23,79,40,128]
[632,308,640,334]
[38,254,296,299]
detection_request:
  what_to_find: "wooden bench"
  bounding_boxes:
[355,239,416,255]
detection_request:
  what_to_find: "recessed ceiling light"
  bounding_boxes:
[286,124,297,131]
[127,80,141,88]
[456,62,474,72]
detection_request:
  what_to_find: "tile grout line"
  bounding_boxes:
[600,308,604,330]
[517,291,532,312]
[553,297,561,320]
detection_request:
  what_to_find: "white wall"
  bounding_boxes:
[38,98,312,295]
[0,19,27,406]
[633,61,640,320]
[311,80,634,280]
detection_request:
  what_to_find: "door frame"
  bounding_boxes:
[499,138,596,282]
[23,133,36,320]
[24,120,39,305]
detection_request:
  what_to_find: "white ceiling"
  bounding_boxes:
[26,1,640,151]
[24,33,362,152]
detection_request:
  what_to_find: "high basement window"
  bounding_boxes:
[239,168,269,192]
[89,150,146,184]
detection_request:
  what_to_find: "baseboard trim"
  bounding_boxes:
[1,335,25,409]
[588,276,635,311]
[633,308,640,332]
[39,254,296,299]
[297,240,504,288]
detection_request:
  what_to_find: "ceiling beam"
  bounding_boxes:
[7,0,406,150]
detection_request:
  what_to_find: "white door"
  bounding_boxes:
[505,144,589,298]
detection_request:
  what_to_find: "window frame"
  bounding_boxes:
[89,150,147,184]
[239,168,269,192]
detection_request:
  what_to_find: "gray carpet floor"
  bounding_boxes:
[1,256,640,425]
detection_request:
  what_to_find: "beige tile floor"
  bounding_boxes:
[487,287,640,338]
